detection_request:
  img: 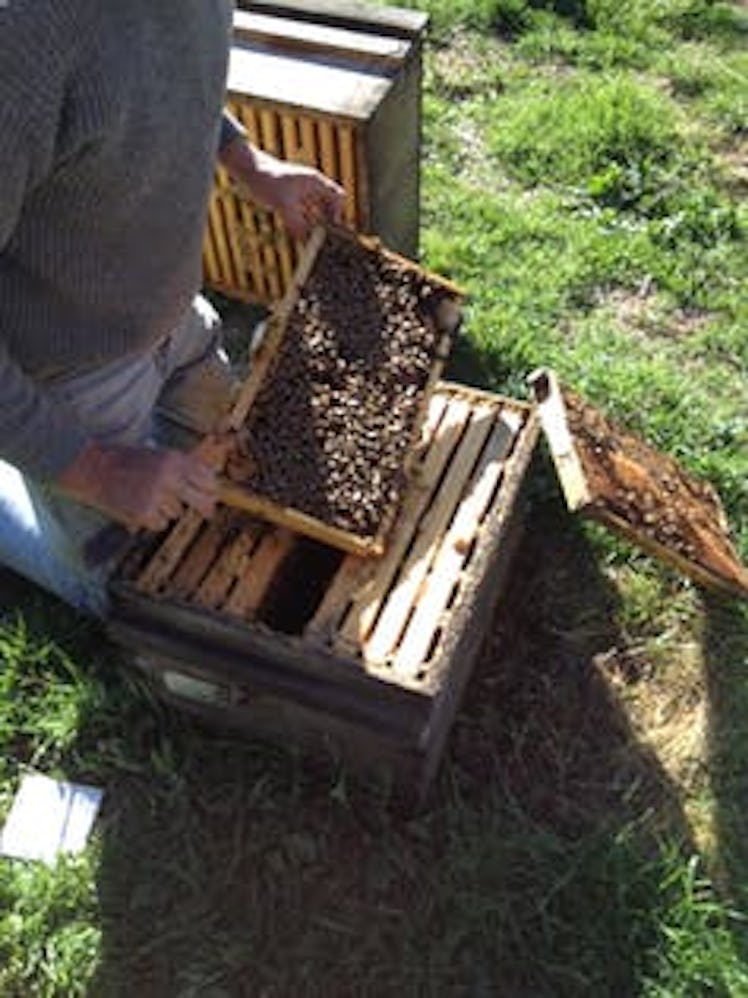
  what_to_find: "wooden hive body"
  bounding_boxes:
[204,0,428,304]
[108,383,540,797]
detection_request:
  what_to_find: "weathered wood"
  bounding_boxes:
[224,528,296,619]
[416,410,540,795]
[169,511,236,601]
[234,11,411,69]
[306,390,448,640]
[529,368,590,510]
[109,588,431,730]
[362,405,495,667]
[237,0,429,40]
[110,382,540,799]
[135,511,206,595]
[336,394,471,649]
[392,408,523,677]
[194,521,260,610]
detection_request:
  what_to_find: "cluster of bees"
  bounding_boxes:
[227,232,457,539]
[564,392,716,564]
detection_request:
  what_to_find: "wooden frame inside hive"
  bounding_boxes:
[531,368,748,602]
[204,1,428,304]
[109,382,539,791]
[218,225,464,557]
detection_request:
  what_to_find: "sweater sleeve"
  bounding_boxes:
[0,110,91,482]
[219,109,247,152]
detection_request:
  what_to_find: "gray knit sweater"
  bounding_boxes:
[0,0,235,480]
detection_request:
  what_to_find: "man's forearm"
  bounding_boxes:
[216,112,346,237]
[219,136,289,212]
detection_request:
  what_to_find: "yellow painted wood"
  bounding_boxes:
[317,119,339,181]
[336,123,359,226]
[218,480,385,557]
[299,115,319,169]
[220,192,251,297]
[202,209,222,286]
[225,101,268,299]
[208,182,237,290]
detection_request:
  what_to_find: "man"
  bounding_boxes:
[0,1,345,615]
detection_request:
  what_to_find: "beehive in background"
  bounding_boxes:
[203,0,428,304]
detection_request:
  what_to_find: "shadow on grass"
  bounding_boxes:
[670,2,748,46]
[64,471,708,997]
[0,456,722,995]
[703,594,748,961]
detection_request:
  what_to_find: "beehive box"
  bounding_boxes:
[220,225,464,556]
[204,0,428,304]
[108,382,540,795]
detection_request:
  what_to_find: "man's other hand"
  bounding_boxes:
[56,441,220,532]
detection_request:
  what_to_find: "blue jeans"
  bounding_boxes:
[0,296,231,617]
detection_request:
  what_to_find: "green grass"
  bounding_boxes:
[2,1,748,994]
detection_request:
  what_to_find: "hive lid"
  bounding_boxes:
[529,368,748,602]
[228,7,416,120]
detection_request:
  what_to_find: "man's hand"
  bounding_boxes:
[56,441,220,532]
[220,140,346,239]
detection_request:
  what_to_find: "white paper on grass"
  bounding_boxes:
[0,772,103,864]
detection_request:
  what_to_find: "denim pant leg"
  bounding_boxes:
[0,462,114,616]
[0,296,227,617]
[0,346,162,616]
